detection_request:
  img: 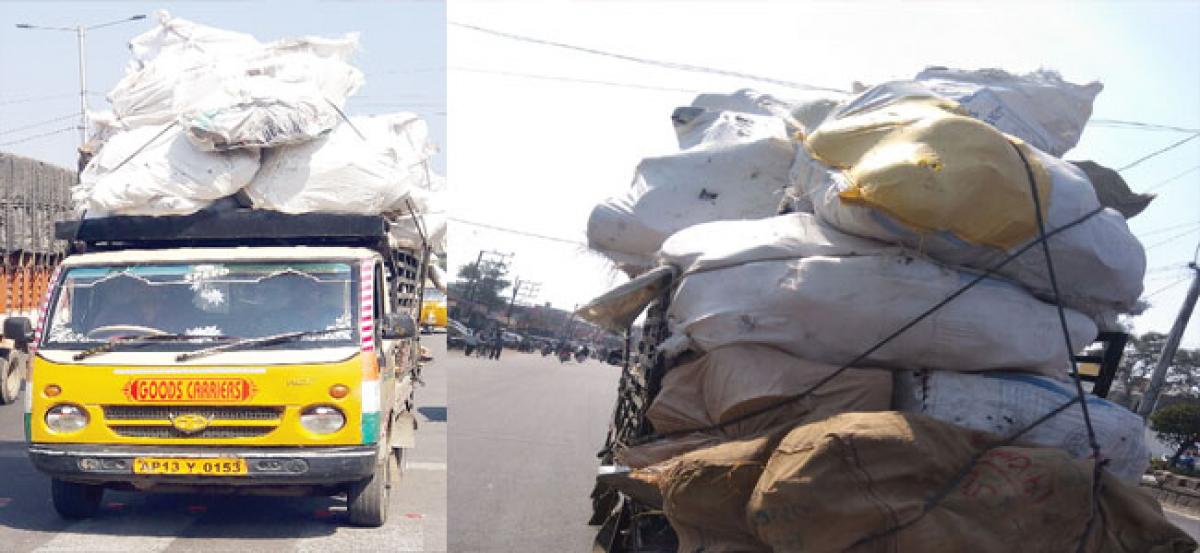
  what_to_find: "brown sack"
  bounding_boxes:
[656,435,779,553]
[748,412,1196,553]
[620,344,892,468]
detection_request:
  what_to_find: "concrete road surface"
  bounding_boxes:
[448,348,621,552]
[0,335,447,553]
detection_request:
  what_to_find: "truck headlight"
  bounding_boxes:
[300,405,345,434]
[45,404,88,433]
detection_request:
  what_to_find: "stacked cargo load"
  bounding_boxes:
[73,11,444,255]
[583,69,1193,551]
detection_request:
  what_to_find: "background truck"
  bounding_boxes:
[17,208,429,526]
[0,152,73,405]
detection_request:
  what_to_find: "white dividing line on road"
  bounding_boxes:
[406,461,446,471]
[32,513,197,553]
[1165,506,1200,521]
[295,515,424,553]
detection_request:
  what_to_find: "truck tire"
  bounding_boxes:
[51,479,103,519]
[0,351,27,405]
[347,443,393,527]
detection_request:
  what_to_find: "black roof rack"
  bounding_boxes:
[56,209,392,252]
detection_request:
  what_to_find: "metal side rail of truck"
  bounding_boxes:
[16,208,431,527]
[582,268,1131,552]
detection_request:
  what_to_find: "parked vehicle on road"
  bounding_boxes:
[26,210,428,526]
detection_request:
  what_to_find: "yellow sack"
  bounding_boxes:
[807,99,1051,250]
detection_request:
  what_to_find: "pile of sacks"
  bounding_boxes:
[73,11,445,254]
[583,68,1188,551]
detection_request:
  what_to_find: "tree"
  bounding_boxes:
[1111,332,1200,406]
[1150,402,1200,466]
[452,260,511,313]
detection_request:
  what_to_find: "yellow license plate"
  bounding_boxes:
[132,457,247,476]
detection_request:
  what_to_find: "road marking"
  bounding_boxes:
[406,461,446,471]
[1165,506,1200,521]
[295,515,424,552]
[33,512,196,553]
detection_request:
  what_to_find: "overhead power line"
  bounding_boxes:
[453,66,705,95]
[450,21,850,94]
[451,217,587,246]
[1144,275,1193,300]
[0,126,76,147]
[1117,131,1200,173]
[0,113,80,136]
[1144,225,1200,251]
[1143,163,1200,193]
[0,92,84,106]
[1089,119,1200,134]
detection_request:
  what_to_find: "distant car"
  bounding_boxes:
[447,319,473,349]
[501,331,524,347]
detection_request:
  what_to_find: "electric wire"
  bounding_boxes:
[452,66,705,94]
[1117,132,1200,172]
[0,113,79,136]
[451,217,588,246]
[0,126,76,147]
[450,21,851,94]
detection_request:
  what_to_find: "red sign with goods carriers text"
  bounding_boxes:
[123,378,258,402]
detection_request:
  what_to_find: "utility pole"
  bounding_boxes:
[461,250,512,326]
[505,279,540,324]
[1139,262,1200,418]
[16,15,147,146]
[506,278,522,323]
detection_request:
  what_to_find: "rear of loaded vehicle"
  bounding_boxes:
[25,249,401,526]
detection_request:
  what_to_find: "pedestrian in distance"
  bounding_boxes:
[490,331,504,360]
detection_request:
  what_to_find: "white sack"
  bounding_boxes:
[894,370,1149,483]
[180,46,364,151]
[667,252,1097,376]
[793,145,1145,319]
[388,173,447,254]
[246,113,436,215]
[658,212,895,274]
[672,107,787,150]
[841,68,1102,157]
[689,88,846,135]
[110,11,363,149]
[74,123,260,216]
[587,137,794,273]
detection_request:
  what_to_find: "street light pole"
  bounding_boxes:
[15,14,146,147]
[76,25,88,145]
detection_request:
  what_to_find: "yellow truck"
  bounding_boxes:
[16,211,427,526]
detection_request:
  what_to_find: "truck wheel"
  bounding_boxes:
[0,351,27,405]
[347,445,392,527]
[51,479,103,519]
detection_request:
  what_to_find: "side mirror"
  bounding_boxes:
[381,313,417,340]
[3,317,34,346]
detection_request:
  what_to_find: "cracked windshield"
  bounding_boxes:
[44,262,356,347]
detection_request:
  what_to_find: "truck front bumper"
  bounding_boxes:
[28,443,377,487]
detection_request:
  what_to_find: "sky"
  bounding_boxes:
[0,0,446,173]
[448,0,1200,346]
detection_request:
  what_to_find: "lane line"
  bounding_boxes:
[295,516,424,552]
[406,461,446,471]
[33,512,198,553]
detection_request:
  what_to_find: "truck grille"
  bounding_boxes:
[103,405,284,421]
[109,425,275,439]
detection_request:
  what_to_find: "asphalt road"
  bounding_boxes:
[447,348,621,553]
[1167,509,1200,542]
[0,335,447,553]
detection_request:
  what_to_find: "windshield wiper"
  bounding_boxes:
[73,334,237,361]
[175,327,354,362]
